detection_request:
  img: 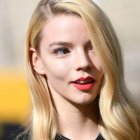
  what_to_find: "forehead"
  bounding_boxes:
[40,14,90,44]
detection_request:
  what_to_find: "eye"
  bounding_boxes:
[88,42,93,50]
[87,42,96,54]
[53,47,70,56]
[85,41,93,51]
[88,45,93,50]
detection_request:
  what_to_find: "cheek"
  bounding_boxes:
[90,55,103,71]
[55,61,71,76]
[44,59,72,79]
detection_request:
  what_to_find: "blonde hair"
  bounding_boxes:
[25,0,140,140]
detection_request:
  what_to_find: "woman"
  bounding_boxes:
[24,0,140,140]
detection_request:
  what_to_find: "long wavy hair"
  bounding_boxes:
[25,0,140,140]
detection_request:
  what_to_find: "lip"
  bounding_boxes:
[73,76,96,83]
[71,76,96,91]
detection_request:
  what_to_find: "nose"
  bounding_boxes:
[75,49,91,71]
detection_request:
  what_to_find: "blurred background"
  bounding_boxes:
[0,0,140,139]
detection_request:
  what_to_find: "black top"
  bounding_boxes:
[17,133,105,140]
[55,134,105,140]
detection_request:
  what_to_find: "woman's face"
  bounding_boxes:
[32,15,104,105]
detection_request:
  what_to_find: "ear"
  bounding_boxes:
[30,48,46,75]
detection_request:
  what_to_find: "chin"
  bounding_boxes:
[70,96,97,106]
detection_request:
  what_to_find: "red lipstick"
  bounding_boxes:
[71,76,95,91]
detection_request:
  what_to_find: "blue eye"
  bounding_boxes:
[53,47,70,55]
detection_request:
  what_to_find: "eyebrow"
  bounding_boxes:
[48,41,73,48]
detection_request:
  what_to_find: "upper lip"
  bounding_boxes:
[71,76,96,83]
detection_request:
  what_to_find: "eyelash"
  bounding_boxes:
[52,47,70,56]
[52,44,94,56]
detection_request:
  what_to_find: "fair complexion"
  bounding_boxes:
[31,15,103,140]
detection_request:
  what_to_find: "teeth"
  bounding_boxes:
[76,80,93,84]
[79,81,85,84]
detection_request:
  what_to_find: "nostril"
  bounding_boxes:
[76,64,91,71]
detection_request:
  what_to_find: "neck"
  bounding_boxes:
[55,100,100,140]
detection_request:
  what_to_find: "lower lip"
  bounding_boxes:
[72,83,94,91]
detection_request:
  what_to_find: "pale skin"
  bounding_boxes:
[31,15,104,140]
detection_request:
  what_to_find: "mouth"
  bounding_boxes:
[71,76,96,91]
